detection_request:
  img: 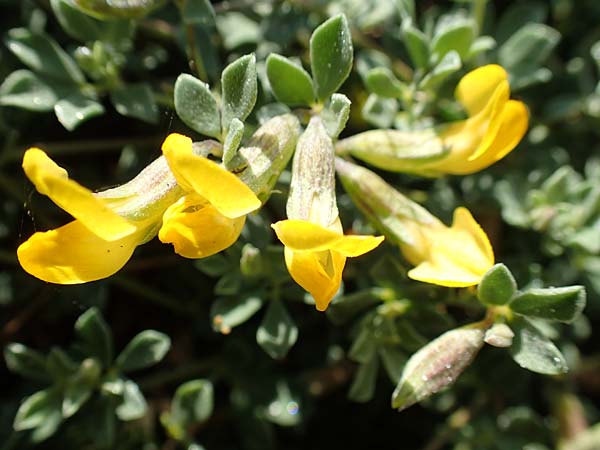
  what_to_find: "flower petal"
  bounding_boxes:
[450,207,494,267]
[407,259,484,287]
[272,219,342,251]
[284,247,344,311]
[22,148,136,241]
[17,220,145,284]
[455,64,508,116]
[161,133,261,219]
[272,219,384,257]
[329,234,385,257]
[406,208,494,287]
[475,100,529,164]
[158,193,245,258]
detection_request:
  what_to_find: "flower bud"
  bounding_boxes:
[391,321,489,411]
[226,114,300,203]
[286,116,338,226]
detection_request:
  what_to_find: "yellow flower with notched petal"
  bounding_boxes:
[405,207,494,287]
[336,158,493,288]
[17,133,262,284]
[17,148,170,284]
[272,116,384,311]
[272,218,384,311]
[337,64,529,176]
[158,133,261,258]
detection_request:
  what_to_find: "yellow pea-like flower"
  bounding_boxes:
[336,158,494,287]
[337,64,529,176]
[158,133,261,257]
[274,117,384,311]
[17,148,169,284]
[405,207,494,287]
[272,218,384,311]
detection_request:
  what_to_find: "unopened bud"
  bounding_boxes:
[336,128,447,175]
[335,158,441,263]
[240,243,263,277]
[391,321,488,411]
[227,114,300,203]
[287,116,337,225]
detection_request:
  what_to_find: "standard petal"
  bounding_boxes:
[22,148,136,241]
[450,207,494,267]
[284,247,344,311]
[161,133,261,219]
[455,64,508,116]
[406,208,494,287]
[329,234,385,257]
[474,100,529,165]
[158,193,245,258]
[17,220,145,284]
[271,219,342,251]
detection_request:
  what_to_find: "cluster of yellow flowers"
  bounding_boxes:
[17,65,527,311]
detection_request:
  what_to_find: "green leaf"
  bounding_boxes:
[216,12,261,50]
[348,354,379,403]
[266,54,314,106]
[401,24,430,69]
[214,272,241,296]
[310,14,354,101]
[467,36,496,60]
[110,82,159,124]
[4,343,49,381]
[223,118,244,168]
[46,347,77,380]
[72,0,165,19]
[349,323,377,364]
[509,286,586,323]
[210,294,263,334]
[378,346,406,383]
[365,67,405,98]
[0,70,61,112]
[171,379,214,426]
[63,379,93,419]
[116,380,147,420]
[321,93,351,139]
[181,0,215,25]
[74,307,113,366]
[50,0,102,42]
[5,28,84,84]
[256,300,298,359]
[14,388,62,434]
[54,92,104,131]
[221,54,257,132]
[326,288,384,325]
[499,23,560,69]
[431,18,475,62]
[495,0,548,44]
[115,330,171,372]
[262,382,301,427]
[392,322,487,411]
[195,253,231,276]
[509,317,568,375]
[477,263,518,306]
[174,74,220,138]
[361,93,397,128]
[420,50,461,89]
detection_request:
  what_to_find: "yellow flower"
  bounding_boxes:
[17,133,261,284]
[405,207,495,287]
[272,218,384,311]
[158,133,261,258]
[336,158,494,287]
[337,64,529,176]
[17,148,168,284]
[273,116,384,311]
